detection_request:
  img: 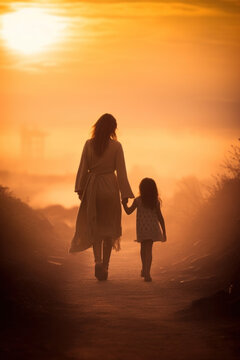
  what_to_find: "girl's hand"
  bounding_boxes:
[162,234,167,242]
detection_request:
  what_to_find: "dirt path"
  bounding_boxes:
[56,243,240,360]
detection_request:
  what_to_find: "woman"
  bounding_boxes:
[70,113,134,280]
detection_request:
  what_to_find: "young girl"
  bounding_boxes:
[122,178,166,282]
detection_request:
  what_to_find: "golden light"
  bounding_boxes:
[1,8,66,55]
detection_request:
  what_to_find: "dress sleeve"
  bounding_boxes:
[75,141,89,193]
[116,142,134,199]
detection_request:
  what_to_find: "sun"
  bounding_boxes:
[1,8,66,55]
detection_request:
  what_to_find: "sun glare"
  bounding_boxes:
[1,8,66,55]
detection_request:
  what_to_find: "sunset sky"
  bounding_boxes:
[0,0,239,205]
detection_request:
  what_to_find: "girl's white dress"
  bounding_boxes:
[70,139,134,252]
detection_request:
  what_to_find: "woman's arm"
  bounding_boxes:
[75,141,89,198]
[156,202,167,241]
[116,142,134,200]
[122,198,137,215]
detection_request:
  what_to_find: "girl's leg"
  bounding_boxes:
[144,240,153,280]
[103,237,112,270]
[93,239,102,264]
[140,242,146,276]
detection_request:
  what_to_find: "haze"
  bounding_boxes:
[0,0,239,206]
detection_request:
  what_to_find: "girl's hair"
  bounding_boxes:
[139,178,160,209]
[91,113,117,156]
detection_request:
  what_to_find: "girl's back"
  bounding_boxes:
[135,196,163,242]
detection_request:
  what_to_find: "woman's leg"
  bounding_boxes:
[93,239,108,280]
[103,237,112,270]
[144,240,153,280]
[93,239,102,264]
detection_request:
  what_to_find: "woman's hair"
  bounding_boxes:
[139,178,160,209]
[91,113,117,156]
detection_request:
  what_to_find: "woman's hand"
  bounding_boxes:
[162,233,167,242]
[122,197,128,205]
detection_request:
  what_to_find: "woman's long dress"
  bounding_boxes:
[70,139,134,252]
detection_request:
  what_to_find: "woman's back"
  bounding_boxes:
[70,114,134,281]
[85,138,122,174]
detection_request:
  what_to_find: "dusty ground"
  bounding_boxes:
[3,241,240,359]
[59,241,239,360]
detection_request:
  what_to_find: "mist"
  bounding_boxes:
[1,1,240,358]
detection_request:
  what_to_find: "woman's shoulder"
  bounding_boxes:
[108,139,123,152]
[86,139,93,145]
[83,139,92,149]
[85,139,121,146]
[109,139,122,147]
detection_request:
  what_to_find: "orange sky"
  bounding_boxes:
[0,1,240,204]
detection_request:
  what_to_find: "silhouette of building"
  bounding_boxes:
[21,127,47,161]
[20,127,48,173]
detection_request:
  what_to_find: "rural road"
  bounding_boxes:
[55,241,239,360]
